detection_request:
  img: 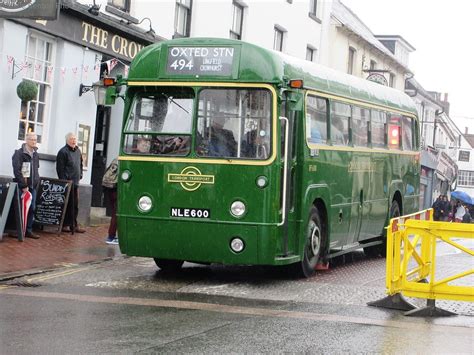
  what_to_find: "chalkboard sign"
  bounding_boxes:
[166,46,235,76]
[34,178,72,228]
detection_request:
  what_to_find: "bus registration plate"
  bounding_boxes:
[170,208,210,219]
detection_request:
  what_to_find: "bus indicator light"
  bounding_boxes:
[289,79,304,89]
[389,125,400,148]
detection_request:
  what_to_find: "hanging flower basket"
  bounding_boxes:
[16,80,38,102]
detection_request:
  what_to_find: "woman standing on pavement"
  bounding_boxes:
[102,158,118,245]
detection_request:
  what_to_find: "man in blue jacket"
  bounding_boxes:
[56,132,85,233]
[12,132,40,239]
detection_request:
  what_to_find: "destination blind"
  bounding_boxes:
[166,46,235,76]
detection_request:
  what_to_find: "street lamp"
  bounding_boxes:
[79,80,108,106]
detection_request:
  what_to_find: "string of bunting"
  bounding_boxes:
[3,54,129,81]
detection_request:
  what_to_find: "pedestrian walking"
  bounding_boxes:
[11,132,40,239]
[462,205,471,223]
[431,195,442,221]
[102,158,119,245]
[440,195,450,221]
[56,132,86,233]
[454,201,466,223]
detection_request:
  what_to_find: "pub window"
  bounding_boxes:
[274,26,285,52]
[230,1,244,40]
[389,73,396,88]
[77,124,91,169]
[174,0,192,37]
[306,46,317,62]
[371,110,386,148]
[348,47,356,75]
[370,60,377,70]
[309,0,319,20]
[108,0,130,12]
[19,32,55,144]
[351,106,369,147]
[330,102,350,146]
[306,95,328,144]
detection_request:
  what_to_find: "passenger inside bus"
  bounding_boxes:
[197,116,237,157]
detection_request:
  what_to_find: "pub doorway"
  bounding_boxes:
[90,105,111,207]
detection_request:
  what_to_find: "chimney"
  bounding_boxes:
[444,93,449,102]
[466,127,469,135]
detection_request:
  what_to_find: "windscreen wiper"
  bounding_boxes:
[160,93,190,114]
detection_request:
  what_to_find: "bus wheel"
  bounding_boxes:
[298,207,324,278]
[154,258,184,272]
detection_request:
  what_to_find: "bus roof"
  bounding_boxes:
[128,37,418,115]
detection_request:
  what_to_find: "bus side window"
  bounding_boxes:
[330,101,350,146]
[352,106,369,147]
[306,95,328,144]
[388,114,401,150]
[371,110,386,148]
[402,116,414,151]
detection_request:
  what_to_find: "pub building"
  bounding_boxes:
[0,1,163,225]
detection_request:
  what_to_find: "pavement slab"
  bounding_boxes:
[0,224,120,279]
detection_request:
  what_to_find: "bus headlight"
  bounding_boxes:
[230,237,245,253]
[121,170,131,182]
[256,176,268,188]
[138,196,153,212]
[230,200,246,217]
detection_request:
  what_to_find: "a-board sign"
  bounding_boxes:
[34,178,71,227]
[166,46,235,76]
[0,182,23,241]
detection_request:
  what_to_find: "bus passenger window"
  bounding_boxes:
[196,88,271,159]
[352,106,369,146]
[306,95,327,144]
[371,110,386,148]
[388,114,401,149]
[330,102,350,145]
[402,116,414,151]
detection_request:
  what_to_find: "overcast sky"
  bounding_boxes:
[340,0,474,131]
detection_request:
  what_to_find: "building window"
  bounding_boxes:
[108,0,130,12]
[370,60,377,70]
[174,0,192,37]
[389,73,396,88]
[274,26,285,52]
[309,0,319,20]
[306,46,317,62]
[459,150,470,162]
[347,47,356,74]
[458,170,474,187]
[19,32,55,144]
[230,1,244,40]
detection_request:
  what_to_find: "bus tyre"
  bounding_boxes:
[154,258,184,272]
[298,207,324,278]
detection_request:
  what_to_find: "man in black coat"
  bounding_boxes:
[12,132,40,239]
[56,132,85,233]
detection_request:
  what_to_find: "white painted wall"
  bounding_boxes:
[0,20,30,177]
[128,0,331,63]
[0,19,100,185]
[327,20,406,91]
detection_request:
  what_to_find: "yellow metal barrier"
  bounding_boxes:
[371,208,474,316]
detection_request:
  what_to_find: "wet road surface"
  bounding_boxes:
[0,250,472,354]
